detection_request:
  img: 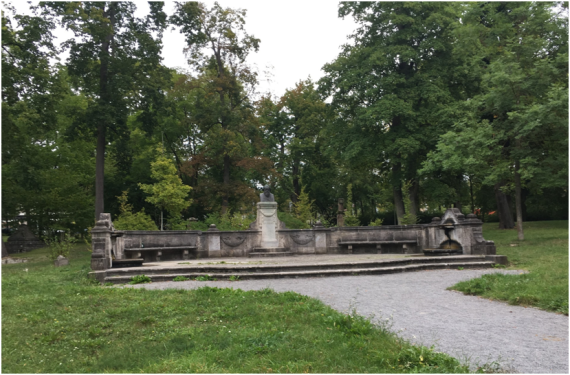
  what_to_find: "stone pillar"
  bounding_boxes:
[257,202,279,248]
[91,213,113,270]
[313,221,328,254]
[205,224,221,258]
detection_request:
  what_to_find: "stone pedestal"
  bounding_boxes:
[91,213,113,270]
[205,224,221,257]
[256,202,279,248]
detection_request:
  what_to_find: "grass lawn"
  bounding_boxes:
[2,245,481,373]
[450,220,568,314]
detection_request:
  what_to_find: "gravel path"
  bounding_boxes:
[128,269,568,373]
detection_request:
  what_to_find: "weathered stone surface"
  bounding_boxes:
[5,225,45,254]
[91,208,497,265]
[258,202,279,248]
[221,233,246,247]
[54,255,69,267]
[2,242,7,258]
[259,185,275,202]
[289,232,314,245]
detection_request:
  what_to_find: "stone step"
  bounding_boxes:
[249,251,294,258]
[251,247,288,253]
[105,255,489,277]
[104,261,495,284]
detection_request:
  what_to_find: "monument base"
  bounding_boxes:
[257,202,280,248]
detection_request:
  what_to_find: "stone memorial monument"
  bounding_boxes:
[257,185,279,248]
[6,225,45,254]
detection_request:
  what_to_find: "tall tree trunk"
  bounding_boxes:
[454,200,462,211]
[469,175,475,213]
[95,124,106,221]
[221,154,230,215]
[392,163,405,224]
[408,178,419,223]
[95,4,116,221]
[494,182,514,229]
[514,159,524,240]
[291,161,300,203]
[393,185,405,225]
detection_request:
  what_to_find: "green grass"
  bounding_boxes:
[450,220,568,314]
[2,245,481,373]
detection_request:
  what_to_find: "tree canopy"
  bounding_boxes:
[3,1,567,236]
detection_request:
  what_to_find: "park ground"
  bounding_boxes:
[1,221,567,373]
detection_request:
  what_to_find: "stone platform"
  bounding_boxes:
[93,253,500,284]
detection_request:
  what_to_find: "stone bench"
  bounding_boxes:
[124,246,197,261]
[337,240,418,254]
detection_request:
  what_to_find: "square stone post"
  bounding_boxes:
[91,213,113,270]
[313,221,328,254]
[205,224,221,258]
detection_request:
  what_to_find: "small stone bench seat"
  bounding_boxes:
[125,246,197,261]
[338,240,418,254]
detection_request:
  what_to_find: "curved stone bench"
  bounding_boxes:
[338,240,418,254]
[124,246,197,261]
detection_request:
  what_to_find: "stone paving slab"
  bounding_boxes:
[127,268,569,374]
[140,253,423,268]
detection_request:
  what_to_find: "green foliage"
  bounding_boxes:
[129,275,152,285]
[294,187,314,228]
[139,148,192,227]
[229,275,240,281]
[195,275,216,281]
[46,232,75,261]
[172,276,190,282]
[113,191,157,231]
[450,221,568,315]
[277,211,308,230]
[368,218,384,227]
[187,211,255,231]
[401,181,419,225]
[2,247,475,373]
[169,3,273,214]
[343,184,360,227]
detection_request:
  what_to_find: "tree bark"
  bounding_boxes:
[392,163,405,225]
[408,178,419,223]
[291,161,300,203]
[393,185,405,225]
[494,182,514,229]
[514,159,524,240]
[469,175,475,213]
[454,200,462,212]
[95,3,116,221]
[221,154,230,215]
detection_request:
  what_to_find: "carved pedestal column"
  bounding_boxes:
[91,213,113,270]
[257,202,279,248]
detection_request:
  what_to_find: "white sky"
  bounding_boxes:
[7,1,358,99]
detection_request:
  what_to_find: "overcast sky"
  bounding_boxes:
[7,1,358,99]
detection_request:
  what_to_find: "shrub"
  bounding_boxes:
[368,218,384,227]
[195,275,216,281]
[129,275,152,284]
[46,232,75,261]
[173,276,190,282]
[277,211,308,229]
[113,191,158,231]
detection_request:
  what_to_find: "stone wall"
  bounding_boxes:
[91,208,496,270]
